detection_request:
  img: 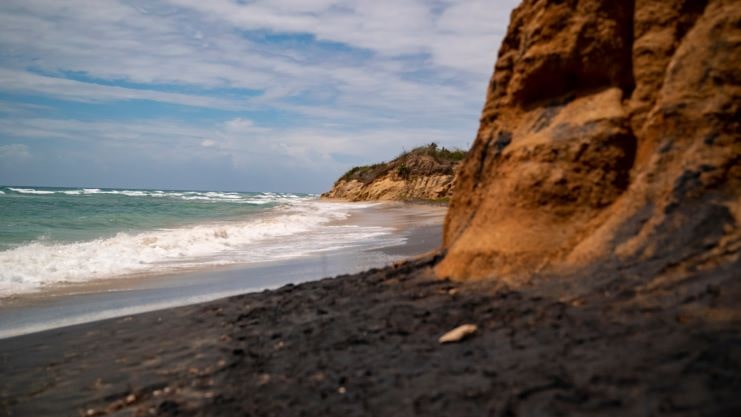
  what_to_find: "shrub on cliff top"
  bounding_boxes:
[338,143,467,185]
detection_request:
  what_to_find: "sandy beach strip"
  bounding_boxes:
[0,202,446,340]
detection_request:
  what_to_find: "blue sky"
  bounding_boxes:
[0,0,519,193]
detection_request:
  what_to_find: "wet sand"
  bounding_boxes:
[0,202,445,339]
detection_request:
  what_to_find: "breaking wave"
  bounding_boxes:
[0,201,400,297]
[4,187,310,203]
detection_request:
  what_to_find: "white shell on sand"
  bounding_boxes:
[438,324,477,343]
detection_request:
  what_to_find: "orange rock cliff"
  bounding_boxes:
[436,0,740,281]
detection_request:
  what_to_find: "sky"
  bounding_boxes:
[0,0,520,193]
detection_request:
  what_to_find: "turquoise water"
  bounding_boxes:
[0,186,302,251]
[0,186,399,297]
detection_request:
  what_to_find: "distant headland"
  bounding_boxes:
[322,143,467,202]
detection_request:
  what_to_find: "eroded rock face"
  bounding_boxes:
[322,174,456,202]
[323,153,462,201]
[437,0,741,281]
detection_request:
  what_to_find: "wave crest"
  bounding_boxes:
[0,202,397,297]
[1,187,312,203]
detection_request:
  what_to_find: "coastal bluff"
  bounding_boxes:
[322,144,466,202]
[437,0,741,281]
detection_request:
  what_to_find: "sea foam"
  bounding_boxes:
[2,187,308,203]
[8,187,55,195]
[0,201,399,297]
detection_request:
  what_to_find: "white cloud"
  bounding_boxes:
[0,101,52,114]
[0,116,464,168]
[225,118,255,131]
[0,69,246,110]
[162,0,519,74]
[0,143,31,160]
[0,1,520,190]
[0,0,519,122]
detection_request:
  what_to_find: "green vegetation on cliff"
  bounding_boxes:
[338,143,467,185]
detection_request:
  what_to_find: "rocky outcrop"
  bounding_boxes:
[323,174,456,202]
[323,145,465,201]
[437,0,741,281]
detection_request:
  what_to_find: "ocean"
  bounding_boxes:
[0,186,402,297]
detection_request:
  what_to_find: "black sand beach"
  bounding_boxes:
[2,249,740,416]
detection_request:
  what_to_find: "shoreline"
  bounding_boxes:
[2,253,738,416]
[0,201,443,303]
[0,202,446,339]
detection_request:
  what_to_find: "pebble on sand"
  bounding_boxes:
[438,324,477,344]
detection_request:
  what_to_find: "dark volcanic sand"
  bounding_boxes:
[2,253,741,416]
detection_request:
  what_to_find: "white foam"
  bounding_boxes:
[0,201,401,297]
[8,187,55,195]
[3,187,310,204]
